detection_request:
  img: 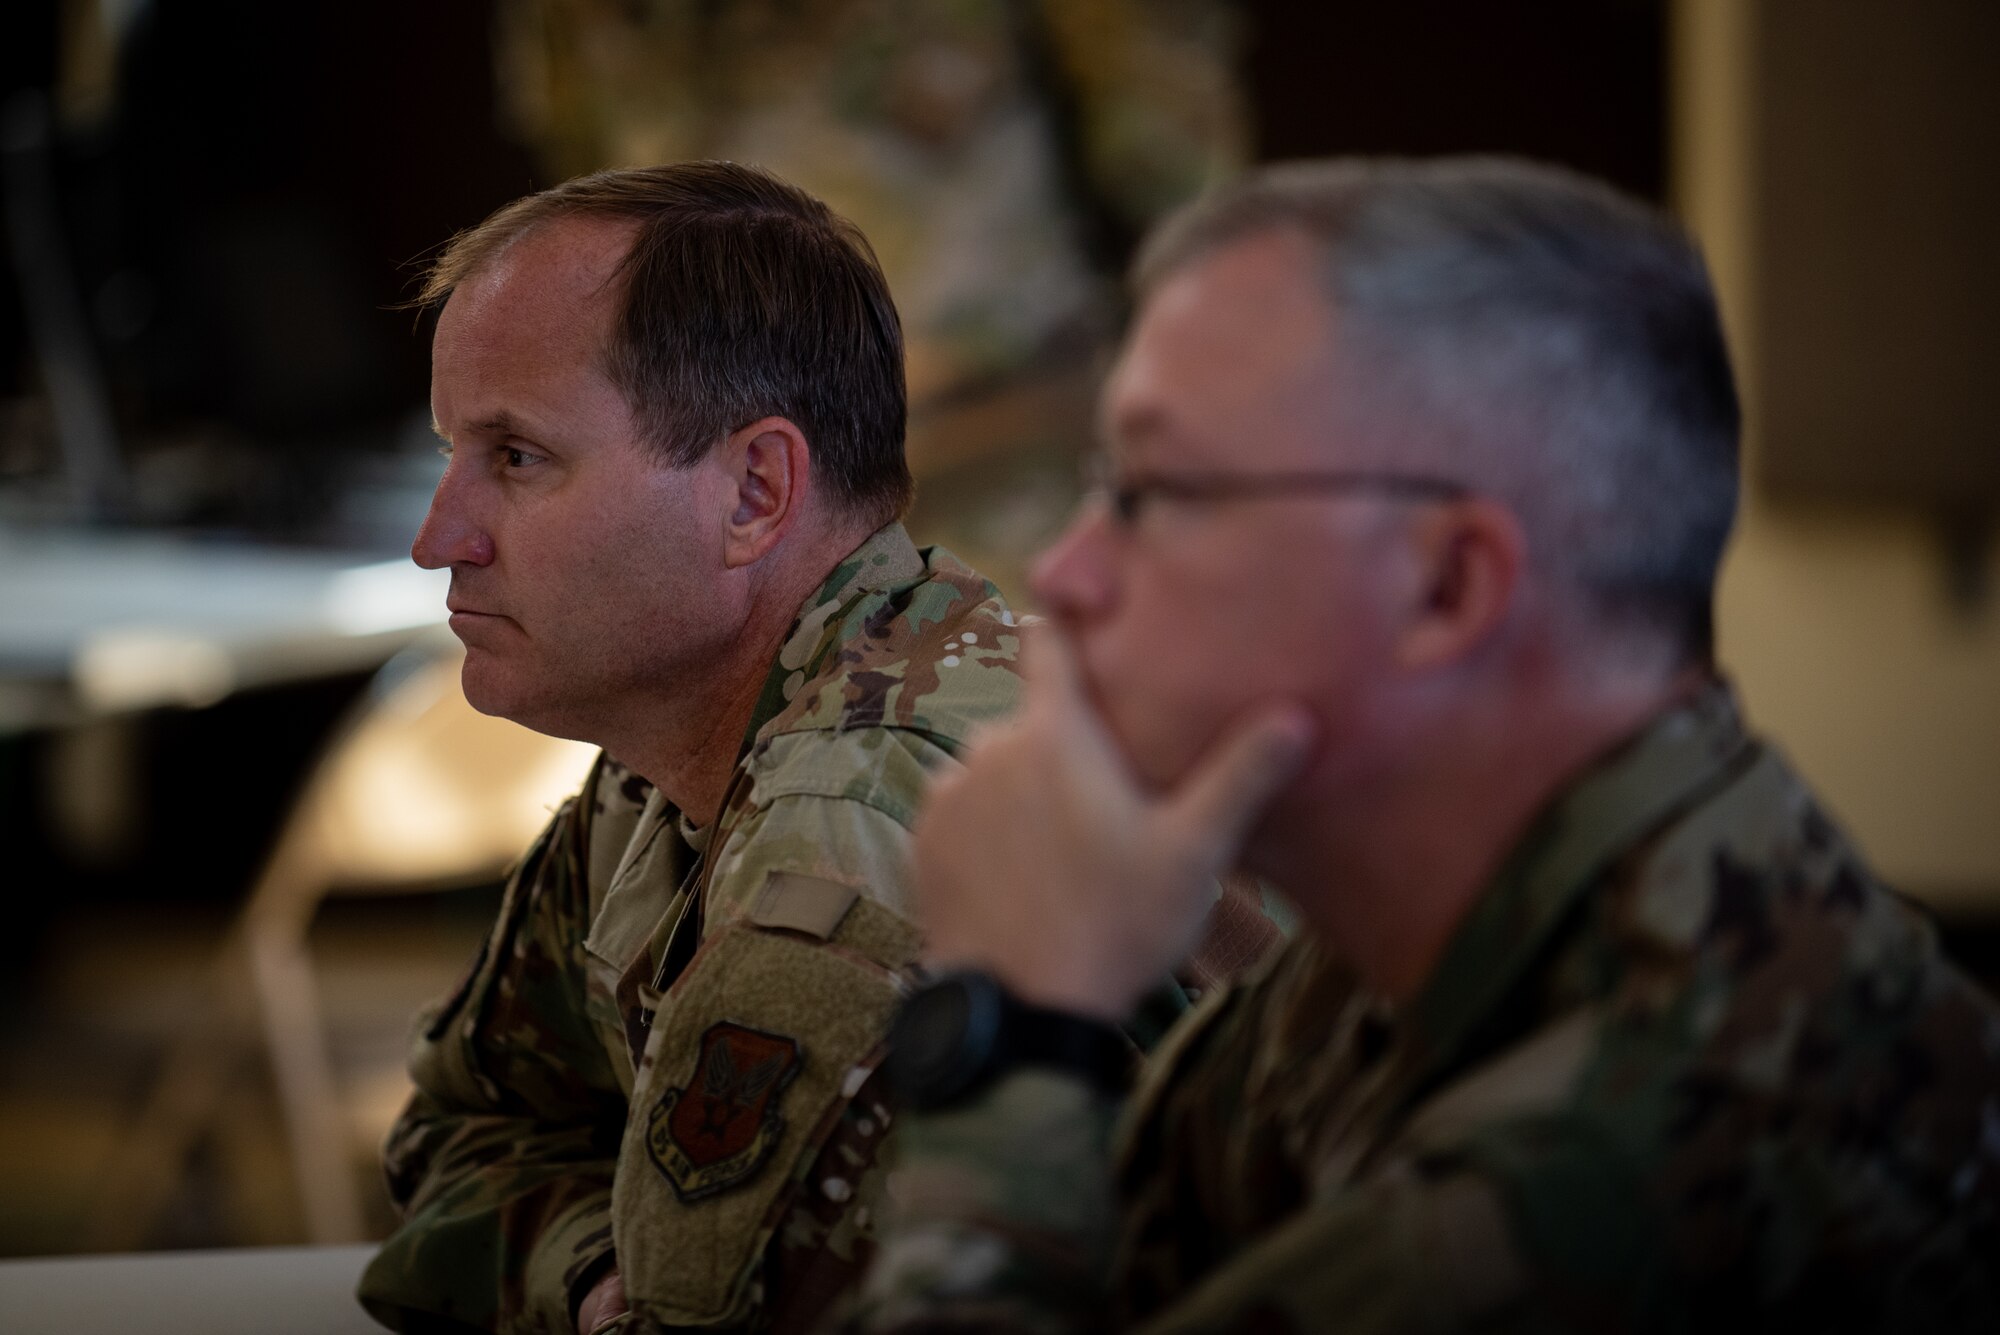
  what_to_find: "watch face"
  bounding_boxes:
[888,972,1003,1107]
[899,979,973,1075]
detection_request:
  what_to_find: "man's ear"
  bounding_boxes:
[1393,498,1524,671]
[720,416,811,569]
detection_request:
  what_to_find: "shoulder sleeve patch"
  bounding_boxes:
[747,870,861,940]
[646,1021,803,1203]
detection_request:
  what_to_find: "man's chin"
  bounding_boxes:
[1104,714,1203,796]
[1112,704,1299,806]
[459,663,601,746]
[457,658,532,724]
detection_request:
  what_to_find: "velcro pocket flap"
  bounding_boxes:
[613,923,904,1327]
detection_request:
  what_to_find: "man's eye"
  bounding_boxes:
[502,446,542,468]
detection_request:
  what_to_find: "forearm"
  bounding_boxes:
[361,1097,623,1334]
[361,787,629,1333]
[851,1071,1122,1335]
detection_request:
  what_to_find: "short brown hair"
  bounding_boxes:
[419,161,913,522]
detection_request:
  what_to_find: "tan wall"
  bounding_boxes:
[1674,0,2000,912]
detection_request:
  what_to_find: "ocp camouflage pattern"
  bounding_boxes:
[359,523,1024,1333]
[855,685,2000,1332]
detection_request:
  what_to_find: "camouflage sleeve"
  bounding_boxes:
[606,730,944,1331]
[359,798,628,1335]
[1125,1162,1534,1335]
[847,1070,1123,1335]
[849,1074,1552,1335]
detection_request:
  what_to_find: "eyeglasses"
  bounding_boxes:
[1083,453,1470,528]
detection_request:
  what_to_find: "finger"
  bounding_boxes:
[1019,621,1087,709]
[1019,624,1127,770]
[953,716,1002,760]
[1163,704,1317,861]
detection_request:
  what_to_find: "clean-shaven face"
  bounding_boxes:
[413,216,737,743]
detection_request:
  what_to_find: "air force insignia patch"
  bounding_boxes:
[647,1021,802,1202]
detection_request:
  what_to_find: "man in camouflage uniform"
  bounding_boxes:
[855,158,2000,1331]
[355,162,1023,1333]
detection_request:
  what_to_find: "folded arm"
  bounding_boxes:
[360,802,629,1335]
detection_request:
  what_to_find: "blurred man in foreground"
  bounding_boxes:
[357,162,1025,1333]
[861,158,2000,1331]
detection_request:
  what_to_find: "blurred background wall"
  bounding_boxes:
[1678,0,2000,915]
[0,0,1993,1260]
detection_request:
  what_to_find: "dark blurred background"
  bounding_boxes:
[0,0,1993,1260]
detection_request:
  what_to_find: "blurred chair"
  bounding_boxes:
[88,635,597,1248]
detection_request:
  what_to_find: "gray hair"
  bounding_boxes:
[1135,157,1741,660]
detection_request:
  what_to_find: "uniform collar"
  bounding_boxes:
[735,521,928,755]
[1399,681,1755,1101]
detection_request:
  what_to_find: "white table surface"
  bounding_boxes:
[0,1244,386,1334]
[0,527,447,728]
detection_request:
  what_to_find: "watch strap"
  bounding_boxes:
[1003,994,1132,1096]
[887,970,1133,1110]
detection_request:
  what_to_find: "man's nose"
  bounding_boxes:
[410,466,494,569]
[1028,497,1118,624]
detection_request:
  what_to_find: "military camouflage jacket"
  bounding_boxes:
[358,524,1024,1334]
[857,686,2000,1332]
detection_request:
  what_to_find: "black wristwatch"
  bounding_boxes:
[884,970,1133,1110]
